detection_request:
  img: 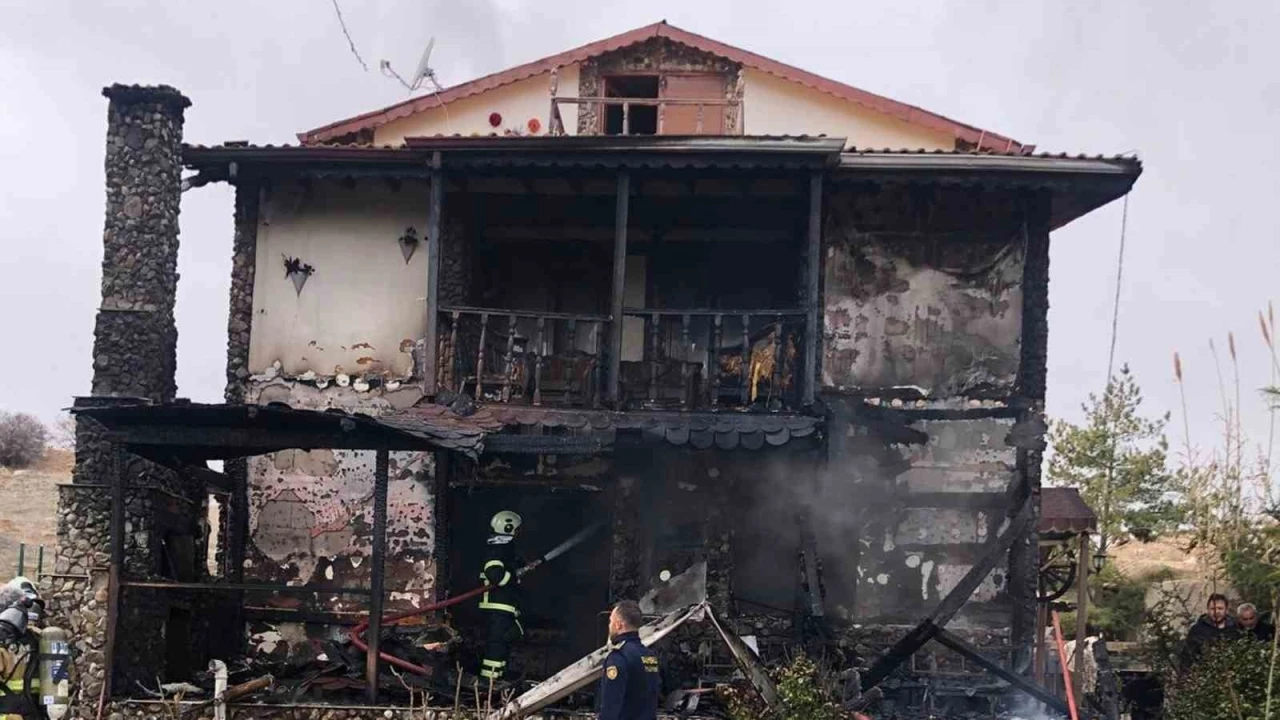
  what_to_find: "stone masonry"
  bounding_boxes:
[52,85,195,720]
[91,84,189,401]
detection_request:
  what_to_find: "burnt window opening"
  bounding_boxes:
[206,493,223,578]
[604,76,658,135]
[159,531,196,582]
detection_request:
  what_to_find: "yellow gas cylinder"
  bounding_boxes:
[38,628,70,720]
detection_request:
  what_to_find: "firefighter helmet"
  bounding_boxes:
[490,510,523,536]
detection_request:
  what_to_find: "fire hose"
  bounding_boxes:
[349,521,606,677]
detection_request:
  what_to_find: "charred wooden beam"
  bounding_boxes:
[424,153,443,395]
[103,444,125,703]
[366,448,390,703]
[861,499,1034,692]
[607,172,630,405]
[803,171,822,406]
[109,426,435,455]
[120,580,372,595]
[932,628,1070,716]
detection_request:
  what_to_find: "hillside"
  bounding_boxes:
[0,448,69,579]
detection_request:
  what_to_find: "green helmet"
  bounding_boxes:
[491,510,523,536]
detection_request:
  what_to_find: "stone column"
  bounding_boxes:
[90,84,189,401]
[52,85,191,719]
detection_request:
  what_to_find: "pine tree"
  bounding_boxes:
[1048,365,1179,550]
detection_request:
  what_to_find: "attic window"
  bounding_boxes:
[603,75,658,135]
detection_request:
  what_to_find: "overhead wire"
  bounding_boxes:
[1099,193,1131,555]
[330,0,369,72]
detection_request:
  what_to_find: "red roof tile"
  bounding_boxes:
[297,21,1025,153]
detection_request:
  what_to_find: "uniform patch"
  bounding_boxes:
[606,666,619,680]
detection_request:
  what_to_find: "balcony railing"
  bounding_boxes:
[549,96,744,137]
[436,306,805,411]
[438,306,607,407]
[621,309,806,410]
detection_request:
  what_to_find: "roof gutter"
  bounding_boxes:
[838,152,1141,176]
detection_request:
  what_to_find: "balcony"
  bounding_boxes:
[436,306,806,411]
[549,96,743,137]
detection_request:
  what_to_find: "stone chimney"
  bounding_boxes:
[91,84,190,402]
[51,86,192,716]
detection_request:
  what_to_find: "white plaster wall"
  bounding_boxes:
[248,179,431,377]
[373,65,580,145]
[742,69,955,150]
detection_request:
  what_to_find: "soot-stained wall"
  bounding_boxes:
[815,184,1039,639]
[822,188,1026,395]
[238,380,437,664]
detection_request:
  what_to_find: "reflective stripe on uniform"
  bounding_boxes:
[480,668,502,679]
[4,678,37,691]
[481,659,506,669]
[481,560,512,587]
[478,597,519,615]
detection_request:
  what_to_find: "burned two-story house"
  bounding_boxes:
[55,21,1138,719]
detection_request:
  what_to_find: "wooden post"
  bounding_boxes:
[740,314,751,405]
[448,310,461,392]
[534,316,545,406]
[592,324,603,408]
[365,448,390,703]
[680,314,692,408]
[803,171,822,406]
[102,443,126,703]
[648,313,660,404]
[710,314,722,409]
[771,316,785,402]
[1034,596,1049,688]
[566,319,578,406]
[475,313,489,400]
[424,153,443,395]
[607,172,630,405]
[1073,532,1090,703]
[502,314,517,402]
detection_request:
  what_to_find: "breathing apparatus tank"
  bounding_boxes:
[38,627,70,720]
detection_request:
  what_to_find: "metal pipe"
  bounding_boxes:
[365,448,389,703]
[1052,610,1080,720]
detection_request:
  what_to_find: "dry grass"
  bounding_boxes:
[0,447,70,577]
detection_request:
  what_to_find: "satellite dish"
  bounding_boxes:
[410,37,436,91]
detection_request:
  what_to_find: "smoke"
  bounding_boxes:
[731,442,893,619]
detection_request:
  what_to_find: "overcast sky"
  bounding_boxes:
[1,1,1277,471]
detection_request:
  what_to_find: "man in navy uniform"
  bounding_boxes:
[599,600,660,720]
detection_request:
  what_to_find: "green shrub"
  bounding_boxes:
[1167,638,1280,720]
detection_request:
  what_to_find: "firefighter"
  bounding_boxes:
[478,510,524,684]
